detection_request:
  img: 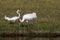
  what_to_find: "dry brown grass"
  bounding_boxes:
[0,0,60,32]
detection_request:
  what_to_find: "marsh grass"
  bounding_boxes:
[0,0,60,32]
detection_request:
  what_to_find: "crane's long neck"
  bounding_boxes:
[20,18,25,22]
[16,10,20,17]
[18,13,20,17]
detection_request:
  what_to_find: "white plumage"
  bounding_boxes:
[20,12,37,23]
[4,10,20,22]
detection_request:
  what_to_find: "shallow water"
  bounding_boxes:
[0,37,60,40]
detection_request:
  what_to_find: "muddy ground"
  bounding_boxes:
[0,30,60,37]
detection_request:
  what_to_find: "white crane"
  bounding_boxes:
[4,10,20,22]
[20,12,37,23]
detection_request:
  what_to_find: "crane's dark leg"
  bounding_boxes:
[26,21,29,32]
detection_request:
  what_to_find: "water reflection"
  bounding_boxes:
[0,37,60,40]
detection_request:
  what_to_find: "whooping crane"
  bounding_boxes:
[20,12,37,23]
[4,10,20,22]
